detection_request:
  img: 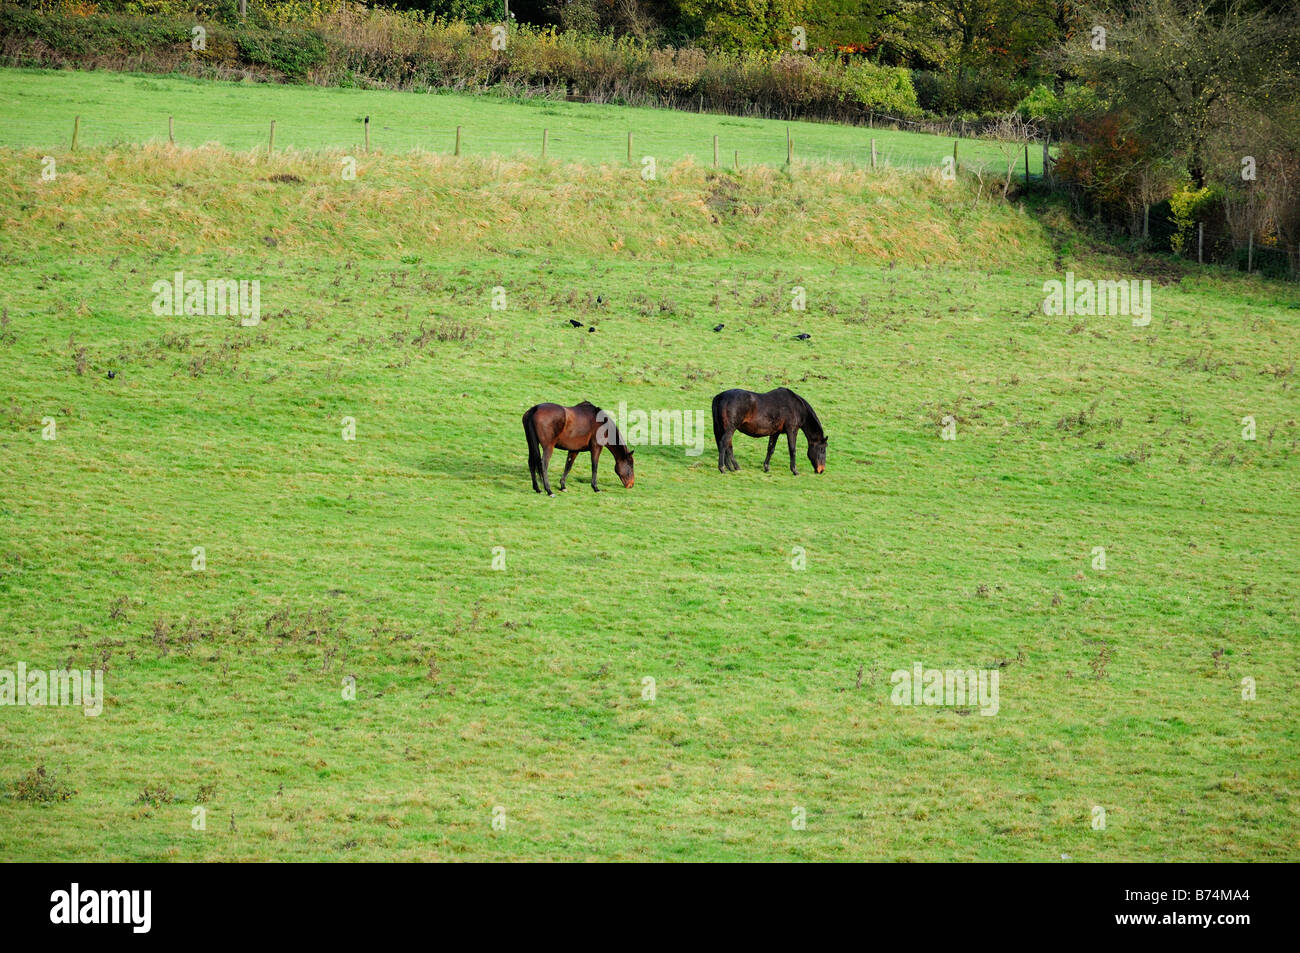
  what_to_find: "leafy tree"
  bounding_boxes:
[801,0,892,50]
[673,0,811,50]
[1057,0,1300,186]
[383,0,504,19]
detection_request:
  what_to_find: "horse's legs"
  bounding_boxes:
[526,427,540,492]
[787,429,799,475]
[719,429,739,470]
[763,434,779,472]
[540,445,555,496]
[559,451,578,491]
[589,443,602,491]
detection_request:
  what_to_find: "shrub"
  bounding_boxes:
[912,67,1025,115]
[10,765,76,803]
[836,60,920,117]
[0,7,919,124]
[1168,184,1221,256]
[1055,114,1149,208]
[1015,82,1105,139]
[134,785,176,807]
[646,46,707,97]
[234,25,327,81]
[1015,84,1057,121]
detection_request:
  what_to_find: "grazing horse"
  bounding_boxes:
[522,401,635,496]
[712,387,827,475]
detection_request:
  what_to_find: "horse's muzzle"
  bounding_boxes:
[815,465,825,474]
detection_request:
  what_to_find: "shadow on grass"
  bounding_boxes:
[412,444,708,490]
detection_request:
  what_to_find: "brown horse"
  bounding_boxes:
[522,401,635,496]
[712,387,827,475]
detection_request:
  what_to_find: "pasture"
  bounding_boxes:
[0,68,1297,861]
[0,68,1045,174]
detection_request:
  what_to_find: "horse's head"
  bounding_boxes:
[615,449,635,488]
[808,436,827,474]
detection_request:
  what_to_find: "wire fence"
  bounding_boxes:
[5,114,1050,179]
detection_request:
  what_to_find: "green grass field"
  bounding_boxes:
[0,67,1297,862]
[0,68,1044,174]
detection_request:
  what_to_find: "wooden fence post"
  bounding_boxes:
[786,127,792,165]
[871,138,877,169]
[1247,233,1254,273]
[713,135,718,169]
[542,128,548,160]
[71,116,79,152]
[455,126,461,157]
[627,131,632,163]
[1198,222,1204,264]
[364,116,370,153]
[268,120,275,154]
[734,149,738,171]
[169,116,175,145]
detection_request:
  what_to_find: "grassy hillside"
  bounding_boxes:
[0,75,1297,861]
[0,68,1042,174]
[0,144,1048,266]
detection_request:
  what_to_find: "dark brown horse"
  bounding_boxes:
[712,388,827,475]
[522,401,635,496]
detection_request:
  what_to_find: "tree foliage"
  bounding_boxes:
[1057,0,1299,187]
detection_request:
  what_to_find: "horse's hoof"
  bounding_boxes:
[592,487,601,492]
[547,492,555,497]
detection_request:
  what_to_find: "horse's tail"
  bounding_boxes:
[711,392,725,443]
[522,406,542,476]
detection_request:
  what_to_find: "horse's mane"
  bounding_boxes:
[589,402,631,454]
[795,394,824,438]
